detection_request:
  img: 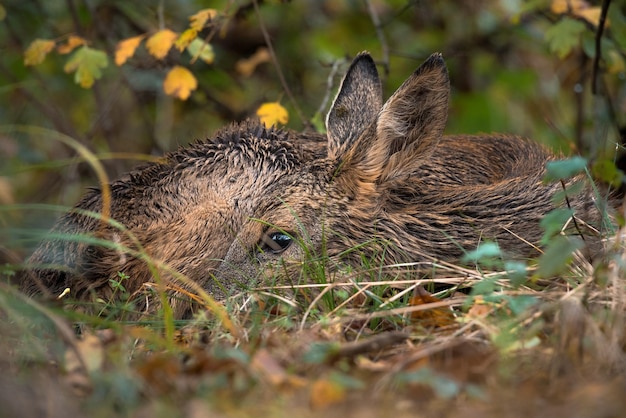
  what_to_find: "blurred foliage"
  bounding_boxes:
[1,0,625,258]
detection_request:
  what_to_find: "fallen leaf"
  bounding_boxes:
[163,66,198,100]
[309,378,346,409]
[189,8,218,32]
[251,348,288,386]
[146,29,178,60]
[115,35,144,66]
[64,332,104,395]
[63,46,108,88]
[236,47,270,77]
[24,39,55,66]
[186,38,214,64]
[409,287,457,328]
[57,35,86,54]
[0,177,13,205]
[257,102,289,127]
[175,28,197,52]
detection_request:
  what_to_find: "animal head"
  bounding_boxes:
[25,52,593,318]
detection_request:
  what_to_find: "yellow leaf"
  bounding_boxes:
[550,0,587,14]
[0,4,6,21]
[189,8,217,32]
[57,35,86,55]
[576,7,605,26]
[175,28,197,52]
[550,0,607,26]
[146,29,177,60]
[256,102,289,127]
[115,35,144,66]
[236,47,270,77]
[24,39,55,66]
[163,66,198,100]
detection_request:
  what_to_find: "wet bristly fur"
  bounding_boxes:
[22,52,611,318]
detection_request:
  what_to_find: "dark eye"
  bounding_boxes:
[260,231,293,254]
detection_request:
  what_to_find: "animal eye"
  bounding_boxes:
[260,231,293,254]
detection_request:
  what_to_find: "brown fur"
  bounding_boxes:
[22,52,609,318]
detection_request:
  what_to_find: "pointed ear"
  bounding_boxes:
[376,53,449,157]
[326,52,383,160]
[341,53,450,185]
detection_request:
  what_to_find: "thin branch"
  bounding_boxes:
[252,0,309,128]
[591,0,611,95]
[365,0,390,77]
[315,59,343,118]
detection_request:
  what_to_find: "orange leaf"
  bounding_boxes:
[57,35,86,55]
[146,29,177,60]
[310,378,346,409]
[175,28,197,52]
[236,47,270,77]
[24,39,55,66]
[163,66,198,100]
[256,102,289,127]
[409,287,456,328]
[189,8,218,32]
[115,35,144,66]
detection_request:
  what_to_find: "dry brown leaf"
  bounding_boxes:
[24,39,55,66]
[467,297,493,319]
[64,333,104,395]
[0,177,14,205]
[57,35,86,55]
[115,35,144,66]
[257,101,289,127]
[146,29,178,60]
[309,378,346,409]
[163,66,198,100]
[236,47,271,77]
[409,287,457,328]
[251,349,288,386]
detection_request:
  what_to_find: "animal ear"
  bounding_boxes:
[341,53,450,184]
[326,52,383,160]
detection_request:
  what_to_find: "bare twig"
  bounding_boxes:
[592,0,611,95]
[365,0,390,77]
[327,331,410,362]
[316,59,344,119]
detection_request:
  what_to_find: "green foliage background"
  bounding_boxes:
[1,0,625,258]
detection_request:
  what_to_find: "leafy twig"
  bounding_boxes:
[252,0,309,128]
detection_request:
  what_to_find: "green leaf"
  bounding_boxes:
[545,18,587,59]
[187,38,214,64]
[539,208,575,244]
[536,236,584,278]
[544,156,587,181]
[303,342,339,364]
[63,46,108,88]
[592,159,624,188]
[461,242,501,264]
[504,261,528,288]
[506,295,538,316]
